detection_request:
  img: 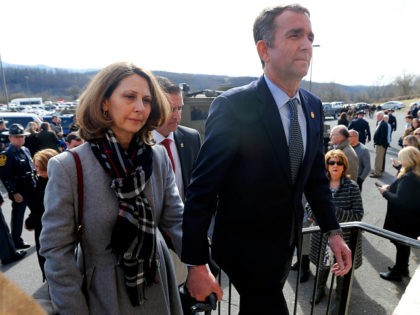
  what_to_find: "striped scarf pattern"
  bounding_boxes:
[90,129,158,306]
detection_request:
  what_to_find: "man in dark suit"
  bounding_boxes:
[153,77,201,200]
[388,109,397,135]
[153,77,201,285]
[348,110,371,144]
[370,111,389,178]
[182,5,352,314]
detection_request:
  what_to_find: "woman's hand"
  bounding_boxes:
[377,184,390,194]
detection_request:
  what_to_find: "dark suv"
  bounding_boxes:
[322,102,339,119]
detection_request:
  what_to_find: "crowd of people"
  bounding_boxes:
[0,4,419,315]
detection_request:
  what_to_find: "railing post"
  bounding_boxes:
[337,227,360,315]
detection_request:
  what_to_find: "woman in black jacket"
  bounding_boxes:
[25,148,58,280]
[377,146,420,281]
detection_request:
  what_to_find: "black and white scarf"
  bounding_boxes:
[90,129,158,306]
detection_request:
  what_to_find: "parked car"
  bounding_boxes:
[322,102,340,119]
[0,112,43,128]
[379,101,405,110]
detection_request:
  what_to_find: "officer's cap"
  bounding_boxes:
[3,124,30,136]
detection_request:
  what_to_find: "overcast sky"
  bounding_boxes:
[1,0,419,86]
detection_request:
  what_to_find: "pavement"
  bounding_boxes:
[1,108,420,314]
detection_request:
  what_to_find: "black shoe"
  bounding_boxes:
[300,270,310,283]
[310,288,325,304]
[291,261,299,271]
[388,266,409,277]
[380,270,402,282]
[15,242,31,250]
[1,250,27,265]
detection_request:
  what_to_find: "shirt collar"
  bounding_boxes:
[264,74,301,108]
[152,130,175,144]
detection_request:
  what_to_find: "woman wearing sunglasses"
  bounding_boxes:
[306,149,364,310]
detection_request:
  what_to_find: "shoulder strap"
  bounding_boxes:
[70,150,84,241]
[69,150,89,299]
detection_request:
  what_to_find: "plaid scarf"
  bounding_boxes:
[90,129,158,306]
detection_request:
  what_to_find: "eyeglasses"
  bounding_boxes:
[327,160,344,166]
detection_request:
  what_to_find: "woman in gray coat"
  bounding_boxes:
[40,62,184,315]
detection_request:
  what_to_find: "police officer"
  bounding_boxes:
[0,119,10,151]
[0,124,36,249]
[0,192,27,264]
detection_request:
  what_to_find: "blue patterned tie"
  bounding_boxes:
[287,98,303,184]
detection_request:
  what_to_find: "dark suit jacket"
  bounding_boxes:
[388,114,397,132]
[373,120,389,147]
[173,125,201,198]
[383,171,420,238]
[348,118,371,144]
[182,77,339,289]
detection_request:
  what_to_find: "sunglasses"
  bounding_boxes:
[327,160,344,166]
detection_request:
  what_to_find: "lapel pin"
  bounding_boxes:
[310,112,315,119]
[180,142,184,148]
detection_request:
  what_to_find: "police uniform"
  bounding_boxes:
[0,192,27,264]
[0,119,10,151]
[0,124,36,249]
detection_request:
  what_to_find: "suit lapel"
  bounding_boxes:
[174,129,188,188]
[256,78,290,180]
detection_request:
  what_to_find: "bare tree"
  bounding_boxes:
[394,72,415,97]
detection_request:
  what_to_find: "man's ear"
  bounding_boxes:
[256,40,269,65]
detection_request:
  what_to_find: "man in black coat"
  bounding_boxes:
[182,5,352,314]
[388,109,397,136]
[370,111,389,178]
[348,111,371,144]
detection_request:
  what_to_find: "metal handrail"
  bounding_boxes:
[299,222,420,315]
[215,222,420,315]
[303,221,420,248]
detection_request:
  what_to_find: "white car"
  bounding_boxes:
[380,101,405,110]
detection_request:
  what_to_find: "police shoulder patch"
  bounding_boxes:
[0,154,7,167]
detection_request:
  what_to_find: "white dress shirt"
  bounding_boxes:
[264,75,307,156]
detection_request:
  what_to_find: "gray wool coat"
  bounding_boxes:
[40,142,184,315]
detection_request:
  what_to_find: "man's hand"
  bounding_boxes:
[329,234,352,276]
[186,265,223,302]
